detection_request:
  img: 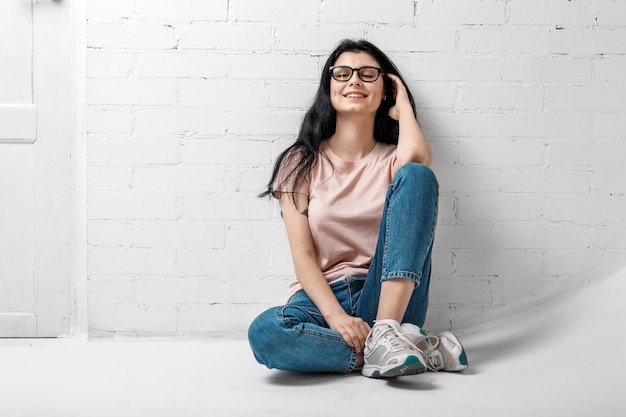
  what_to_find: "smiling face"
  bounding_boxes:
[329,51,385,117]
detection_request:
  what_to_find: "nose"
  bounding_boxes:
[348,71,362,85]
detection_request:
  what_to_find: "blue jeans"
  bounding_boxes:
[248,163,439,373]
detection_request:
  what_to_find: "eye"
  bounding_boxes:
[332,67,352,80]
[359,67,379,80]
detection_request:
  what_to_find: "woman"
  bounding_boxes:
[248,39,467,378]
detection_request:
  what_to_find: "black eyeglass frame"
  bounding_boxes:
[329,65,384,83]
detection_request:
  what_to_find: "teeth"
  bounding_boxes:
[346,94,365,98]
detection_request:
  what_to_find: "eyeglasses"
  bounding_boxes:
[329,66,383,83]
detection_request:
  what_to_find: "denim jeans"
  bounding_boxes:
[248,163,439,373]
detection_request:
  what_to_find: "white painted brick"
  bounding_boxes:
[546,86,626,111]
[130,166,224,193]
[178,23,272,51]
[135,0,228,21]
[501,223,591,250]
[594,56,626,82]
[435,167,499,193]
[418,0,505,25]
[412,56,502,82]
[543,250,619,277]
[591,166,626,195]
[592,225,626,249]
[224,166,273,193]
[87,80,177,106]
[549,29,626,55]
[430,278,493,305]
[226,278,289,304]
[227,111,303,135]
[89,304,178,334]
[274,26,365,52]
[597,1,626,26]
[86,52,132,78]
[226,221,289,249]
[87,279,134,305]
[455,250,543,276]
[437,195,456,223]
[594,113,626,138]
[87,166,132,191]
[418,112,502,138]
[177,249,269,277]
[509,0,595,26]
[87,23,177,50]
[86,109,133,134]
[461,86,544,111]
[88,221,132,247]
[86,0,133,21]
[456,196,545,222]
[459,28,546,54]
[503,57,591,83]
[434,224,501,250]
[321,0,414,25]
[456,141,545,166]
[88,191,177,220]
[548,142,626,167]
[179,81,269,109]
[87,139,179,165]
[548,196,626,222]
[269,83,318,109]
[134,223,225,249]
[178,304,264,335]
[89,247,177,275]
[230,0,320,24]
[368,28,456,53]
[134,110,227,135]
[183,193,271,220]
[412,84,458,110]
[271,249,296,277]
[134,277,226,305]
[431,250,454,278]
[181,139,273,166]
[503,112,593,140]
[230,54,319,80]
[134,53,228,78]
[500,168,591,194]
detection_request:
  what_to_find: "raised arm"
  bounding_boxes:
[386,73,432,173]
[279,192,371,353]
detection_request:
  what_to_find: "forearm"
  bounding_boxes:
[293,255,346,320]
[395,112,432,168]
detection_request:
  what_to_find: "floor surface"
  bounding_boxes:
[1,268,625,417]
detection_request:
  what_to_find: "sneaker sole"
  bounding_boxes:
[362,355,427,378]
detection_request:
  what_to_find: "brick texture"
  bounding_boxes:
[85,0,626,337]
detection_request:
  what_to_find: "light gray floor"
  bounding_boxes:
[2,268,625,417]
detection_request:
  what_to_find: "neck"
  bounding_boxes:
[328,113,377,161]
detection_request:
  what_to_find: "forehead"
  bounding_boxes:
[333,51,380,67]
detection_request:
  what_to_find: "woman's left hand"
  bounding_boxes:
[386,73,413,121]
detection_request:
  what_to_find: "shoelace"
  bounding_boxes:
[415,335,444,372]
[377,325,416,353]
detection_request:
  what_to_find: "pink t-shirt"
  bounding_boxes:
[274,141,397,300]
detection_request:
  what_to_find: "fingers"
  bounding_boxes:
[338,318,371,354]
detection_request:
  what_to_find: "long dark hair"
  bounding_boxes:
[259,38,416,199]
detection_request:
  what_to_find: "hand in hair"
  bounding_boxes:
[386,73,413,122]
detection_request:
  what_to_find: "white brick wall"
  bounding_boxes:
[84,0,626,337]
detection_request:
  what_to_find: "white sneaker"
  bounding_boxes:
[401,323,468,372]
[362,319,427,378]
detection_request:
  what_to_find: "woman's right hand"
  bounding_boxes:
[326,312,371,355]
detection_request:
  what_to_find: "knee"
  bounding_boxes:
[395,163,438,192]
[248,307,288,368]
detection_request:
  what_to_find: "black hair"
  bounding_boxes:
[259,38,416,200]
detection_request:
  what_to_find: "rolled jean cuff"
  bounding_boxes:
[381,270,421,287]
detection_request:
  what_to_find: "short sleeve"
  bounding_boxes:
[272,149,310,198]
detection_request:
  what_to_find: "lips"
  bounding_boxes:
[343,91,367,98]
